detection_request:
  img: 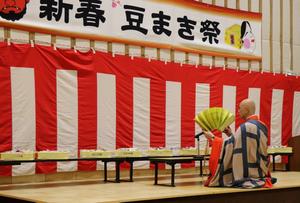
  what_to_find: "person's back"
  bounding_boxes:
[203,99,276,188]
[232,117,270,187]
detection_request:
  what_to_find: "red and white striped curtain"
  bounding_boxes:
[0,42,300,176]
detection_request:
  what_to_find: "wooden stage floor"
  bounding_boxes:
[0,172,300,203]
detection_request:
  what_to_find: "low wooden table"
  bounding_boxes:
[101,156,205,183]
[149,156,204,187]
[268,152,293,171]
[0,156,205,183]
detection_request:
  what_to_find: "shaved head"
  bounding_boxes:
[238,99,256,120]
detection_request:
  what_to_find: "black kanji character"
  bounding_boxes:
[177,16,196,40]
[40,0,73,23]
[200,20,220,44]
[152,11,171,36]
[75,0,106,27]
[121,5,148,35]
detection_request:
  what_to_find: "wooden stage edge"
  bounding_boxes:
[0,172,300,203]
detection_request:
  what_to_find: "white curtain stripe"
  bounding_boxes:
[270,89,284,162]
[165,81,181,169]
[223,85,236,133]
[195,83,210,156]
[292,92,300,137]
[57,70,78,172]
[165,81,181,150]
[11,67,36,176]
[248,88,261,116]
[133,77,150,169]
[133,78,150,150]
[195,83,210,167]
[97,73,116,170]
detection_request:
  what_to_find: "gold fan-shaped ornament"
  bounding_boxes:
[195,107,235,132]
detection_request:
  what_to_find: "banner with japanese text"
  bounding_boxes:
[0,0,261,60]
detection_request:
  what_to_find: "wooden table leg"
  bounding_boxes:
[287,155,291,171]
[171,163,175,187]
[129,160,134,182]
[115,161,120,183]
[154,162,158,185]
[104,161,107,182]
[200,159,203,176]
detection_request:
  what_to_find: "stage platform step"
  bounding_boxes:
[0,172,299,203]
